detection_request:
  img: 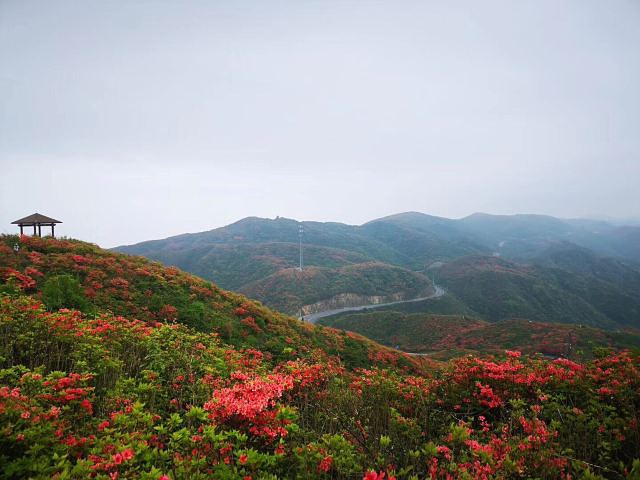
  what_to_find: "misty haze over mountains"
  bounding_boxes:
[3,1,640,249]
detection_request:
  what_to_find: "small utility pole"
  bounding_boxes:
[298,223,304,271]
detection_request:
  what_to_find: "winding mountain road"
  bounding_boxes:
[305,284,446,323]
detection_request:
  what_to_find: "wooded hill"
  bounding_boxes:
[115,213,640,330]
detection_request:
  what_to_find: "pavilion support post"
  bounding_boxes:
[33,225,36,236]
[19,225,23,235]
[51,224,55,238]
[38,224,41,237]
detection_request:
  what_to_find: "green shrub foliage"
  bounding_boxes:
[42,274,90,313]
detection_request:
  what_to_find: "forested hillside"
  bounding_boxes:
[435,252,640,329]
[116,213,640,329]
[319,311,640,360]
[0,235,421,372]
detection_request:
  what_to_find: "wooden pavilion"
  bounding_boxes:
[12,213,62,238]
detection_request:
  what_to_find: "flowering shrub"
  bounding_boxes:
[2,292,640,478]
[0,235,420,372]
[1,236,640,479]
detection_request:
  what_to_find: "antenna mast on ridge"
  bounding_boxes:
[298,223,304,271]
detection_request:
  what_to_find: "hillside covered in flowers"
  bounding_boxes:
[0,235,422,373]
[1,235,640,479]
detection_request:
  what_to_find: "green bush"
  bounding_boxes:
[41,274,90,313]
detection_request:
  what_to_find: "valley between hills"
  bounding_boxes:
[115,211,640,358]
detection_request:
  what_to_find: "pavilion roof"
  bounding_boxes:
[11,213,62,225]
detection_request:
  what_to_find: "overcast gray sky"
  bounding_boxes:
[1,0,638,247]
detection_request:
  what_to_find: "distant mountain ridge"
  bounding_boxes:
[117,212,640,264]
[114,212,640,327]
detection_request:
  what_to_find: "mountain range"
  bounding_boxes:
[115,212,640,330]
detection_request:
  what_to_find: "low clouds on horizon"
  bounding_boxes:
[1,0,639,247]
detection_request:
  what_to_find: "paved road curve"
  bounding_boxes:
[304,285,446,324]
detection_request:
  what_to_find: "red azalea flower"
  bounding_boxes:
[318,455,333,473]
[98,420,110,431]
[363,471,385,480]
[80,399,93,414]
[121,448,134,461]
